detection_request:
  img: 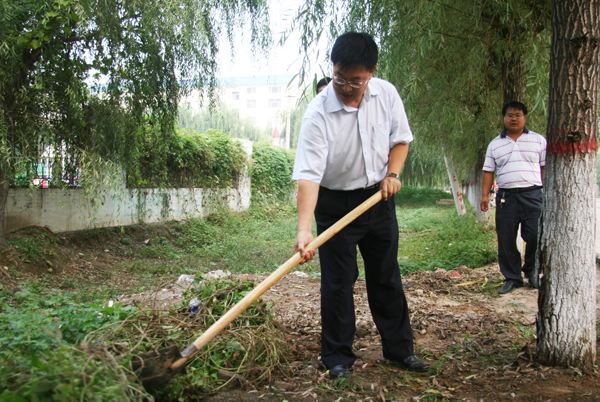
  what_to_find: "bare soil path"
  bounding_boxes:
[204,264,600,401]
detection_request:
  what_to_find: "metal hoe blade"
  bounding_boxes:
[132,346,185,389]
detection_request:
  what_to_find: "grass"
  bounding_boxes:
[0,188,498,400]
[394,186,453,207]
[0,285,148,401]
[1,188,495,285]
[397,206,496,273]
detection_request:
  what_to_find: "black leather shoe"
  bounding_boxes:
[391,355,429,372]
[329,364,351,379]
[526,271,540,289]
[499,281,523,294]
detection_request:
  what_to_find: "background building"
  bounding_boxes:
[180,74,300,148]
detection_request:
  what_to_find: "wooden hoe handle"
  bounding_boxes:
[170,190,384,370]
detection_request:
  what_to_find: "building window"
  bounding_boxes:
[246,87,256,94]
[232,91,239,100]
[247,99,256,108]
[269,86,281,93]
[268,98,281,108]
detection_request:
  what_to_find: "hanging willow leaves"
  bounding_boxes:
[1,0,270,172]
[290,0,551,184]
[0,0,270,242]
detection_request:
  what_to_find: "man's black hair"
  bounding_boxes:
[316,77,331,92]
[502,100,528,115]
[331,32,378,70]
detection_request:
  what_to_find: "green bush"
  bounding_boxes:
[250,142,295,202]
[128,127,246,189]
[0,286,146,401]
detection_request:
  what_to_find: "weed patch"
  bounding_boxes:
[0,286,147,401]
[395,186,452,207]
[397,206,496,272]
[0,277,289,400]
[1,227,65,273]
[90,278,289,399]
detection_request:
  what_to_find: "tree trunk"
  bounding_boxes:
[536,0,599,370]
[443,152,466,216]
[464,164,490,224]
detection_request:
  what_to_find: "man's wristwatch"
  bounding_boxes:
[386,172,399,180]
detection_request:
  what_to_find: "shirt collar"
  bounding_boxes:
[500,126,529,138]
[324,79,379,113]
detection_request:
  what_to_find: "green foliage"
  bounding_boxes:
[151,279,288,398]
[374,0,551,180]
[185,278,273,326]
[0,0,269,190]
[128,128,247,188]
[5,228,60,268]
[78,278,289,399]
[0,279,287,400]
[0,286,147,401]
[397,206,496,272]
[250,142,296,202]
[167,206,304,275]
[395,186,452,207]
[291,0,551,183]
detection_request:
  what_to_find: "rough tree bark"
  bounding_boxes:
[537,0,599,370]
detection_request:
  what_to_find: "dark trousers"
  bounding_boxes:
[495,188,543,284]
[315,186,414,369]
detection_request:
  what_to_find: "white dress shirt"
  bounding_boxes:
[292,77,413,190]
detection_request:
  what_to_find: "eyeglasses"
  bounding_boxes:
[332,76,367,89]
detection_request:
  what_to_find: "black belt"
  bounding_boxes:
[364,183,380,190]
[499,185,542,193]
[321,182,380,193]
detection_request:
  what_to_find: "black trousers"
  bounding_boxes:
[495,188,543,284]
[315,185,414,369]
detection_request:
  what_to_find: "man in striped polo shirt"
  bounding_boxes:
[480,101,547,294]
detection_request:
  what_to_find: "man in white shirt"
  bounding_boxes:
[480,101,546,294]
[292,32,427,379]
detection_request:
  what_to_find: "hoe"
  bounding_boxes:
[133,190,384,388]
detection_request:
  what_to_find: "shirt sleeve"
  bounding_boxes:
[482,141,496,172]
[539,135,547,167]
[389,89,413,147]
[292,116,328,184]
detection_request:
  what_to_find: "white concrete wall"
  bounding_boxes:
[5,140,252,234]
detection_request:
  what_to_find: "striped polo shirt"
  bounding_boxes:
[482,129,547,189]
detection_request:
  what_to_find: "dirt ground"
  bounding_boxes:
[205,264,600,402]
[1,230,599,401]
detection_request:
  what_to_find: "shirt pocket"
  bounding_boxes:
[372,123,390,165]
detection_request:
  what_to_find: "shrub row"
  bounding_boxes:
[128,128,247,189]
[250,142,295,202]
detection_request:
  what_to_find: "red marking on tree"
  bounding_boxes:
[547,137,597,154]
